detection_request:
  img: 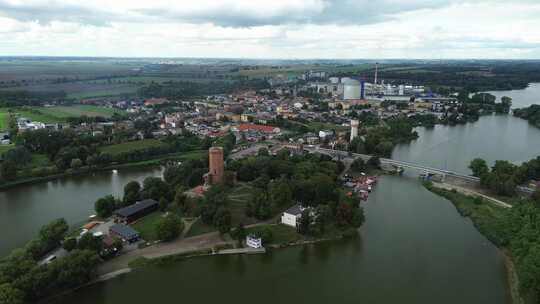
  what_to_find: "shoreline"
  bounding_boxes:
[424,183,523,304]
[0,149,206,191]
[0,162,161,191]
[42,233,345,303]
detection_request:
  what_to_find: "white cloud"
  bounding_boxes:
[0,0,538,58]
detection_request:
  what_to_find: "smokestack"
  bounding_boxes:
[374,62,379,85]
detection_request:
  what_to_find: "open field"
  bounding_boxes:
[132,212,164,242]
[99,139,168,155]
[0,82,138,99]
[37,105,123,118]
[237,64,372,78]
[9,105,124,123]
[66,86,138,99]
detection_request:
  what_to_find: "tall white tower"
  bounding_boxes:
[350,120,359,142]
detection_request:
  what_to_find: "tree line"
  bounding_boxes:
[0,219,101,303]
[469,156,540,196]
[514,105,540,129]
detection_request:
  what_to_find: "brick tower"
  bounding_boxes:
[208,147,224,184]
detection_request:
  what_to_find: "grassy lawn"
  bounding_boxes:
[0,111,8,131]
[99,139,168,155]
[184,218,216,238]
[307,121,348,132]
[7,105,124,123]
[246,224,303,245]
[12,108,61,123]
[30,153,51,168]
[38,105,124,118]
[0,144,14,155]
[131,212,164,241]
[228,183,258,225]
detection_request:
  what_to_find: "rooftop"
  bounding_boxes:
[110,223,139,239]
[114,199,158,218]
[284,204,303,216]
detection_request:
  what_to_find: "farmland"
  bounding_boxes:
[0,59,141,83]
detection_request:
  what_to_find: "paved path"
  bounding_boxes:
[432,182,513,208]
[97,231,231,275]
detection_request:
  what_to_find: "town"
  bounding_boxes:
[4,0,540,303]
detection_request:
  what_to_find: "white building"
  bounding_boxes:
[350,120,359,142]
[318,130,334,139]
[246,234,263,249]
[281,205,304,228]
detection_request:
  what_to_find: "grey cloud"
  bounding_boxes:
[137,0,456,27]
[0,1,120,26]
[0,0,457,27]
[0,0,537,28]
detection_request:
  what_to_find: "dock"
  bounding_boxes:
[217,247,266,255]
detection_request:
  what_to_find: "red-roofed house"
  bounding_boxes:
[236,124,280,134]
[144,98,170,107]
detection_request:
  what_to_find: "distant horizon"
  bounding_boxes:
[1,56,539,62]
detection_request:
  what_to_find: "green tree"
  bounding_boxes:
[77,234,103,253]
[367,156,381,169]
[123,181,141,206]
[142,177,171,201]
[0,160,17,181]
[298,209,312,235]
[531,189,540,205]
[268,178,293,208]
[0,283,24,304]
[469,158,489,177]
[39,218,69,252]
[351,207,365,228]
[336,202,353,228]
[156,214,184,242]
[70,158,83,169]
[257,147,269,157]
[213,207,232,234]
[232,222,246,245]
[94,195,116,218]
[351,158,367,172]
[2,146,32,167]
[159,197,169,212]
[62,238,77,252]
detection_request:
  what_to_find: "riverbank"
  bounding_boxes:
[98,222,349,276]
[0,150,204,191]
[424,183,524,304]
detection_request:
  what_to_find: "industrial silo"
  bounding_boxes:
[343,79,361,100]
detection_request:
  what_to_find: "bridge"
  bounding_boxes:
[304,146,533,194]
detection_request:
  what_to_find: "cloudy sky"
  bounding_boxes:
[0,0,539,59]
